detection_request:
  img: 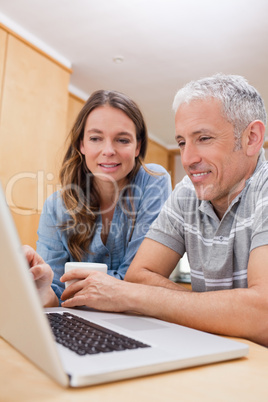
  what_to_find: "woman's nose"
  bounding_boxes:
[102,140,116,156]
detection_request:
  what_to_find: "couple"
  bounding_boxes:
[25,73,268,347]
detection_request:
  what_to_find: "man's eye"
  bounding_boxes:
[200,136,212,142]
[178,141,185,149]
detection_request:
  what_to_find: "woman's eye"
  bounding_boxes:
[118,138,130,144]
[89,136,101,142]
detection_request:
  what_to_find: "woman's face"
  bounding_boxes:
[80,105,141,189]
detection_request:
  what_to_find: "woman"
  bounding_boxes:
[36,90,171,304]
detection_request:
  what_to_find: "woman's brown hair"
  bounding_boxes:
[59,90,148,261]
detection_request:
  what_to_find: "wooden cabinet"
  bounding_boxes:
[0,26,71,248]
[0,28,7,105]
[66,92,86,134]
[144,138,169,171]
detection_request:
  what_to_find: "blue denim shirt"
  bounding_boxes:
[36,164,171,301]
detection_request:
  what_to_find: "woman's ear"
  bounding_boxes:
[80,139,85,155]
[135,140,141,158]
[245,120,265,156]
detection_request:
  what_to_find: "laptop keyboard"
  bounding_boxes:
[46,312,150,356]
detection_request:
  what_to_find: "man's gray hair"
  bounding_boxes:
[173,73,267,148]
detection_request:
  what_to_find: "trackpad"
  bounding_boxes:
[103,316,168,331]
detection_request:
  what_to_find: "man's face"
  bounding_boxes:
[175,99,253,218]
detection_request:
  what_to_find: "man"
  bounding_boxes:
[27,74,268,346]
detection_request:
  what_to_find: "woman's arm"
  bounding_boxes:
[36,193,70,301]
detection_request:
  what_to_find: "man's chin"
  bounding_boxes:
[193,185,214,201]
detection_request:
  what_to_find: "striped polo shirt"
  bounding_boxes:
[146,150,268,292]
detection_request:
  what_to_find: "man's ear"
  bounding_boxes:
[245,120,265,156]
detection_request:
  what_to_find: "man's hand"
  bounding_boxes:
[23,245,58,307]
[60,269,136,312]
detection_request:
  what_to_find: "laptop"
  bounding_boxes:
[0,183,248,388]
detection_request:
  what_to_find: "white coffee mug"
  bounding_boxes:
[64,262,108,288]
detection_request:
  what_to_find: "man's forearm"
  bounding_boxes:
[125,267,188,291]
[125,284,268,346]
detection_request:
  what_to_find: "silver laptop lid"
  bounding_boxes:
[0,183,68,386]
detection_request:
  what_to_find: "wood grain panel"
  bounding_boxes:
[0,34,70,206]
[0,28,8,123]
[0,34,70,247]
[144,139,169,170]
[11,209,40,247]
[66,93,85,135]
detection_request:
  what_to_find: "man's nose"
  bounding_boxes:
[181,143,202,168]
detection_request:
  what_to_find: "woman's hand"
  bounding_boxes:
[23,245,58,307]
[60,269,133,312]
